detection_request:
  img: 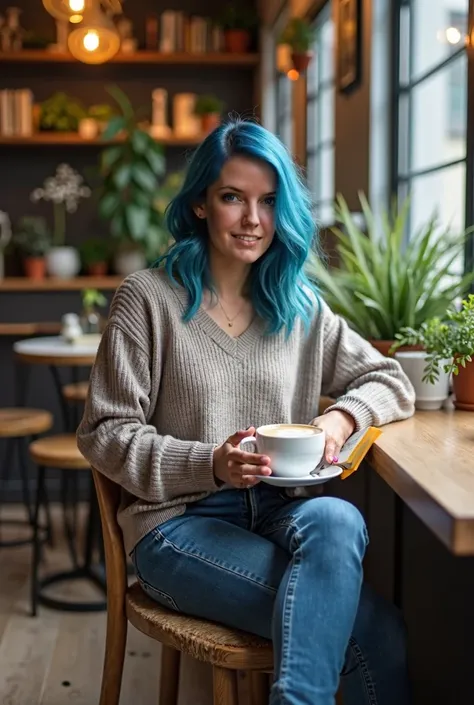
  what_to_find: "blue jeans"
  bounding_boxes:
[132,483,410,705]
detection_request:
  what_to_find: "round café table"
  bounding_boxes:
[13,335,105,612]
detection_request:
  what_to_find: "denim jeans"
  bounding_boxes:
[132,483,410,705]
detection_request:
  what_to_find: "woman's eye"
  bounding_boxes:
[222,193,239,202]
[263,196,276,207]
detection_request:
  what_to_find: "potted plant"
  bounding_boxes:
[39,91,87,132]
[80,237,110,276]
[12,216,51,280]
[279,17,315,72]
[30,163,91,279]
[88,103,116,132]
[306,192,474,356]
[220,5,257,54]
[193,94,225,134]
[80,288,108,337]
[391,295,474,411]
[98,85,168,276]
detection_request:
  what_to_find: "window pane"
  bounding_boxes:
[410,162,465,244]
[320,146,335,202]
[320,86,334,142]
[319,12,334,83]
[410,54,466,174]
[315,202,335,227]
[307,154,319,199]
[411,0,468,81]
[307,99,318,151]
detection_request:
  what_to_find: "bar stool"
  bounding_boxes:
[29,433,106,616]
[0,408,53,548]
[62,381,89,404]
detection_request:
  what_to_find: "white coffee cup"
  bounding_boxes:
[240,423,325,478]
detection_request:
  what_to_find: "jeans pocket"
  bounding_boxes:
[137,576,180,612]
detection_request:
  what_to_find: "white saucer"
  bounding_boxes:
[256,466,343,487]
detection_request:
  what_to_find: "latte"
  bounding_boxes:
[260,424,322,438]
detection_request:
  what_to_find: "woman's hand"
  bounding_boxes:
[213,427,272,489]
[309,410,356,464]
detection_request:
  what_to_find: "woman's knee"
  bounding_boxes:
[296,496,368,549]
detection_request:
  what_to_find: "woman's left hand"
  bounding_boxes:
[309,410,356,464]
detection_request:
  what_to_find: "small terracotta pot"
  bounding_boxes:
[201,113,221,134]
[224,29,251,53]
[24,256,46,280]
[452,359,474,411]
[87,261,108,276]
[369,339,424,357]
[291,51,313,73]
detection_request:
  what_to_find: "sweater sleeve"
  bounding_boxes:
[319,301,415,429]
[76,319,220,503]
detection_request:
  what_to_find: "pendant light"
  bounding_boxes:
[67,0,121,64]
[42,0,87,24]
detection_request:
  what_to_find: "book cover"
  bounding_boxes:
[335,426,382,480]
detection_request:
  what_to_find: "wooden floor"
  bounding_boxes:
[0,504,214,705]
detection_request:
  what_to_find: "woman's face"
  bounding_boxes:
[194,155,277,267]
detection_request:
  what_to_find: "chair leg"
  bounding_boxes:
[249,671,270,705]
[213,666,239,705]
[31,465,46,617]
[98,601,128,705]
[159,645,180,705]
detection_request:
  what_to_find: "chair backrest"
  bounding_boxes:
[92,467,128,606]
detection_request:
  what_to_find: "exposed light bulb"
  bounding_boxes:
[446,26,462,44]
[69,0,85,11]
[83,29,100,51]
[69,13,83,23]
[287,69,299,81]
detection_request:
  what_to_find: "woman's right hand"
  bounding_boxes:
[213,427,272,488]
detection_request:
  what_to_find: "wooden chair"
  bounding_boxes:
[92,467,273,705]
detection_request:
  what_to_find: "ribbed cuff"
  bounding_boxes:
[188,441,221,493]
[323,396,374,431]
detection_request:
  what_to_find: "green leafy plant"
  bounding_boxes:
[80,237,110,265]
[306,192,474,340]
[194,94,225,116]
[88,103,116,125]
[82,287,107,310]
[40,92,87,132]
[219,4,257,31]
[390,295,474,383]
[279,17,315,52]
[12,216,51,257]
[98,85,168,260]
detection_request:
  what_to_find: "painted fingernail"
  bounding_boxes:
[333,456,339,464]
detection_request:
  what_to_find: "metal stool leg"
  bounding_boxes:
[31,465,46,617]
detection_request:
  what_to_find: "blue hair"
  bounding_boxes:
[154,118,320,335]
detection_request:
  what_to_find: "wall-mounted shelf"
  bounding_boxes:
[0,50,259,66]
[0,132,202,146]
[0,276,123,291]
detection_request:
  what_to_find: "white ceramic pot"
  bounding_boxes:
[395,351,451,410]
[113,248,147,277]
[46,246,81,279]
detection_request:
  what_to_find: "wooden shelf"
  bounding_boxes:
[0,322,61,336]
[0,276,123,291]
[0,50,259,66]
[0,132,202,146]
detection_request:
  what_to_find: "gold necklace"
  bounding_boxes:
[217,297,246,328]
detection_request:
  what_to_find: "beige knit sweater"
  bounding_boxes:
[76,268,415,554]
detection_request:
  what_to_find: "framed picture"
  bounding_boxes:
[337,0,362,93]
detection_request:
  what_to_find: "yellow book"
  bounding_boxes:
[333,426,382,480]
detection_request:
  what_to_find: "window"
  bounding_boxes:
[395,0,468,276]
[306,3,335,226]
[276,72,294,150]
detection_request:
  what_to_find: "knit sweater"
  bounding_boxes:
[76,268,415,555]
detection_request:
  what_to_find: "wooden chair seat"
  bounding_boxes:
[29,433,89,470]
[0,408,53,438]
[126,581,273,671]
[62,381,89,403]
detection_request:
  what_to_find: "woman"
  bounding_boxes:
[77,119,415,705]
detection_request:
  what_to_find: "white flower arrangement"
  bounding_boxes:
[31,164,91,248]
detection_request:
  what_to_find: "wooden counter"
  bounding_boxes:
[369,408,474,556]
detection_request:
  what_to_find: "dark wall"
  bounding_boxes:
[334,0,371,209]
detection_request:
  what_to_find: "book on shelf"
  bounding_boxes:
[153,11,224,54]
[334,426,382,480]
[0,88,33,137]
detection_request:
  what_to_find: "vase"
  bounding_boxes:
[24,256,46,280]
[291,51,313,72]
[113,246,147,277]
[452,360,474,411]
[86,261,108,276]
[394,351,451,411]
[46,246,81,279]
[201,113,221,134]
[369,339,423,357]
[224,29,250,53]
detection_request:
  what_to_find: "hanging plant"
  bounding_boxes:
[279,17,315,72]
